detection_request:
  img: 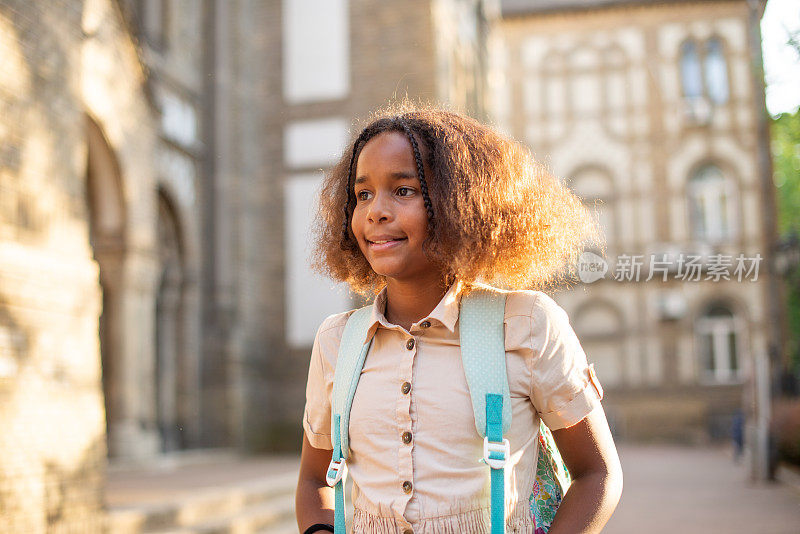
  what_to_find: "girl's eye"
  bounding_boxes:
[396,186,415,197]
[356,190,372,201]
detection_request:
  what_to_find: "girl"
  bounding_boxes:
[296,106,623,534]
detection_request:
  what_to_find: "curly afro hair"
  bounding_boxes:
[313,103,602,295]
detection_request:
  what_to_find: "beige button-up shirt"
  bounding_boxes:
[303,283,604,533]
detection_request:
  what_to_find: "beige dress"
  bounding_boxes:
[303,282,604,533]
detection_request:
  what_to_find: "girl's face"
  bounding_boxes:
[351,131,440,285]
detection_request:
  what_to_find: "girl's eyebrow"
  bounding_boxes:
[354,171,418,184]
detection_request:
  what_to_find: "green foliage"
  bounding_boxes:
[786,267,800,375]
[772,110,800,235]
[771,110,800,374]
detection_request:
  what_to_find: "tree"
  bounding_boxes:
[771,109,800,376]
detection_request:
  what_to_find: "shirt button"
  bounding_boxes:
[402,431,412,444]
[420,320,431,328]
[403,529,413,534]
[401,381,411,394]
[406,338,415,350]
[402,480,413,494]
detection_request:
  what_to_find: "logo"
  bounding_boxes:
[577,251,608,284]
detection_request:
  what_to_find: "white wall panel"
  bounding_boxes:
[284,118,349,168]
[283,0,349,103]
[285,174,351,348]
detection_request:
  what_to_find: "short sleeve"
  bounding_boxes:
[302,311,351,450]
[527,292,604,430]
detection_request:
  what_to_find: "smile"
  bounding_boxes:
[367,237,407,251]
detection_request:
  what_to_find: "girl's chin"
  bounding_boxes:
[367,263,443,284]
[366,264,403,279]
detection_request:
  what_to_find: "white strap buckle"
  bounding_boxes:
[326,457,347,487]
[482,437,510,469]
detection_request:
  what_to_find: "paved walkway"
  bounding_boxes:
[106,455,300,533]
[605,445,800,533]
[106,454,299,507]
[104,446,800,533]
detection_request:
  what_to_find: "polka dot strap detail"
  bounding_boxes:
[459,286,512,437]
[331,305,374,459]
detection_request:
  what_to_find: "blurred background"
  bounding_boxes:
[1,0,799,532]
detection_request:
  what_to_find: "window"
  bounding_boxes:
[704,39,729,104]
[680,41,703,99]
[569,167,616,248]
[679,38,730,122]
[687,165,736,243]
[574,301,625,387]
[696,304,742,383]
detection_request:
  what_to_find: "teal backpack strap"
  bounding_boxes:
[459,286,511,534]
[326,306,374,534]
[327,413,346,533]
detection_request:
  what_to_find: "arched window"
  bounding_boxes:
[687,165,735,243]
[569,167,615,247]
[574,300,625,387]
[696,304,742,383]
[680,41,703,99]
[704,38,729,104]
[155,191,186,452]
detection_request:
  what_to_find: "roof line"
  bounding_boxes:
[501,0,742,18]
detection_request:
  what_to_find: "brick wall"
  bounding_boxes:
[0,0,163,529]
[0,1,106,531]
[248,0,486,451]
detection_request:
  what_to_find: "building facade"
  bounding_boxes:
[1,0,160,530]
[0,0,494,530]
[0,0,780,530]
[496,0,780,447]
[261,0,496,450]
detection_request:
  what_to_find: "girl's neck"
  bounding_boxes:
[384,275,449,332]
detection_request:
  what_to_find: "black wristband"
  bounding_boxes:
[303,524,334,534]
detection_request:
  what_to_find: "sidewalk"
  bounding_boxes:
[104,445,800,533]
[605,445,800,533]
[106,454,299,508]
[105,455,300,533]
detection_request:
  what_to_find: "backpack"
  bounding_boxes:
[325,286,571,533]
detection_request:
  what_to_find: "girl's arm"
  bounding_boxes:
[548,404,623,534]
[295,434,336,531]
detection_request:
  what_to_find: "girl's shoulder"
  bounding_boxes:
[499,288,570,325]
[314,307,362,346]
[312,305,374,368]
[316,309,356,337]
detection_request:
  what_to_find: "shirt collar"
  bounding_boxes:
[363,280,465,344]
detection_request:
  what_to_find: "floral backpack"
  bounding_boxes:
[326,285,571,533]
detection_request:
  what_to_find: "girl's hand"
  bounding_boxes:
[295,434,336,531]
[548,405,623,534]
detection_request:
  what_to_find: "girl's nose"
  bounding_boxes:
[367,192,392,223]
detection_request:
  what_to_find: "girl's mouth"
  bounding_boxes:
[367,238,407,251]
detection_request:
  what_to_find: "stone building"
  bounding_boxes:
[263,0,495,451]
[0,0,494,530]
[496,0,781,449]
[0,0,781,530]
[1,0,161,530]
